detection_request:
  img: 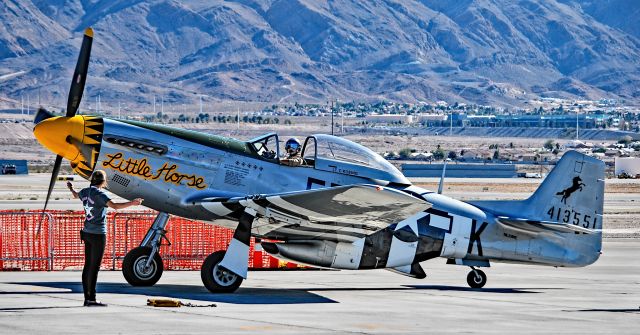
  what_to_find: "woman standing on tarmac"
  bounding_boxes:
[67,170,143,307]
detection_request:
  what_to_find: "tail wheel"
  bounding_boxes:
[201,250,243,293]
[466,269,487,288]
[123,246,163,286]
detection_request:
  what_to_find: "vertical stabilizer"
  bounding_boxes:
[473,151,605,230]
[524,151,604,230]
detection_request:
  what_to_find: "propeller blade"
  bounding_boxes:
[37,155,63,236]
[66,27,94,117]
[34,107,55,124]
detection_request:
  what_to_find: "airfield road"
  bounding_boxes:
[1,174,638,237]
[0,240,638,334]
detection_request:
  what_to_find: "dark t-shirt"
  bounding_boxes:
[78,186,111,234]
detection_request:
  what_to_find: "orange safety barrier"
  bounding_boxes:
[0,210,299,271]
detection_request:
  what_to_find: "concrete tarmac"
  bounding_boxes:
[0,240,638,334]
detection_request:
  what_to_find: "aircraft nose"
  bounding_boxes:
[33,116,85,161]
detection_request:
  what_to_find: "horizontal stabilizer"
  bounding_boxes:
[497,216,596,235]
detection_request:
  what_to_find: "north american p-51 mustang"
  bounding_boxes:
[33,28,604,293]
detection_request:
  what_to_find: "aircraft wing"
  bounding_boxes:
[200,185,431,242]
[497,216,597,234]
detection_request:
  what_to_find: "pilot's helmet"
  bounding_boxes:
[285,138,301,155]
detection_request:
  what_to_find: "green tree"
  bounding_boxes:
[398,148,413,159]
[544,139,555,150]
[432,148,445,160]
[493,149,500,160]
[618,135,633,146]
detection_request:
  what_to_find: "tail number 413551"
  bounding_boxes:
[547,206,597,229]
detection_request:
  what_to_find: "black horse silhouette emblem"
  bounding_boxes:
[556,176,585,204]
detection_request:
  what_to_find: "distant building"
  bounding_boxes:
[415,114,447,125]
[494,114,607,128]
[615,157,640,176]
[450,113,611,129]
[466,115,497,127]
[365,114,413,124]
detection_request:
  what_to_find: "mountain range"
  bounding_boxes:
[1,0,639,110]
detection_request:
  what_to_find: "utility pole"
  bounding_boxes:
[576,105,581,140]
[118,102,121,119]
[331,100,334,136]
[340,100,344,134]
[237,108,240,131]
[161,96,164,115]
[27,95,30,116]
[153,96,156,115]
[21,95,24,117]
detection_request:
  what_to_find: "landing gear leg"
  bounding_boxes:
[123,212,170,286]
[466,267,487,289]
[201,208,255,293]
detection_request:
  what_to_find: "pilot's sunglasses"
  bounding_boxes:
[288,143,300,149]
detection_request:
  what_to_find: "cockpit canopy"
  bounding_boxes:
[248,133,410,185]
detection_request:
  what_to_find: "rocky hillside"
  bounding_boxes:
[0,0,639,110]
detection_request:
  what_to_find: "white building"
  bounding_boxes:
[365,114,413,124]
[615,157,640,176]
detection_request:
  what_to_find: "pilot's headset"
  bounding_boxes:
[285,138,301,155]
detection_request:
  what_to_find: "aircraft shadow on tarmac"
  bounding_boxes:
[568,308,640,314]
[8,281,337,304]
[403,285,548,294]
[6,281,549,305]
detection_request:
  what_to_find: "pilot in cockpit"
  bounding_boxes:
[280,138,304,167]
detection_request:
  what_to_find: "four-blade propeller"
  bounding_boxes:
[36,27,94,232]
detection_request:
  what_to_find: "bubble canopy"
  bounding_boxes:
[307,134,410,184]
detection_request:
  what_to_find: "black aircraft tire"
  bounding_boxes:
[201,251,243,293]
[467,269,487,289]
[122,246,164,286]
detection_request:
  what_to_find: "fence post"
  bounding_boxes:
[112,213,117,270]
[47,213,54,271]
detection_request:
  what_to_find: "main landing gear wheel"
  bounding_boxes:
[466,268,487,289]
[201,251,243,293]
[122,246,164,286]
